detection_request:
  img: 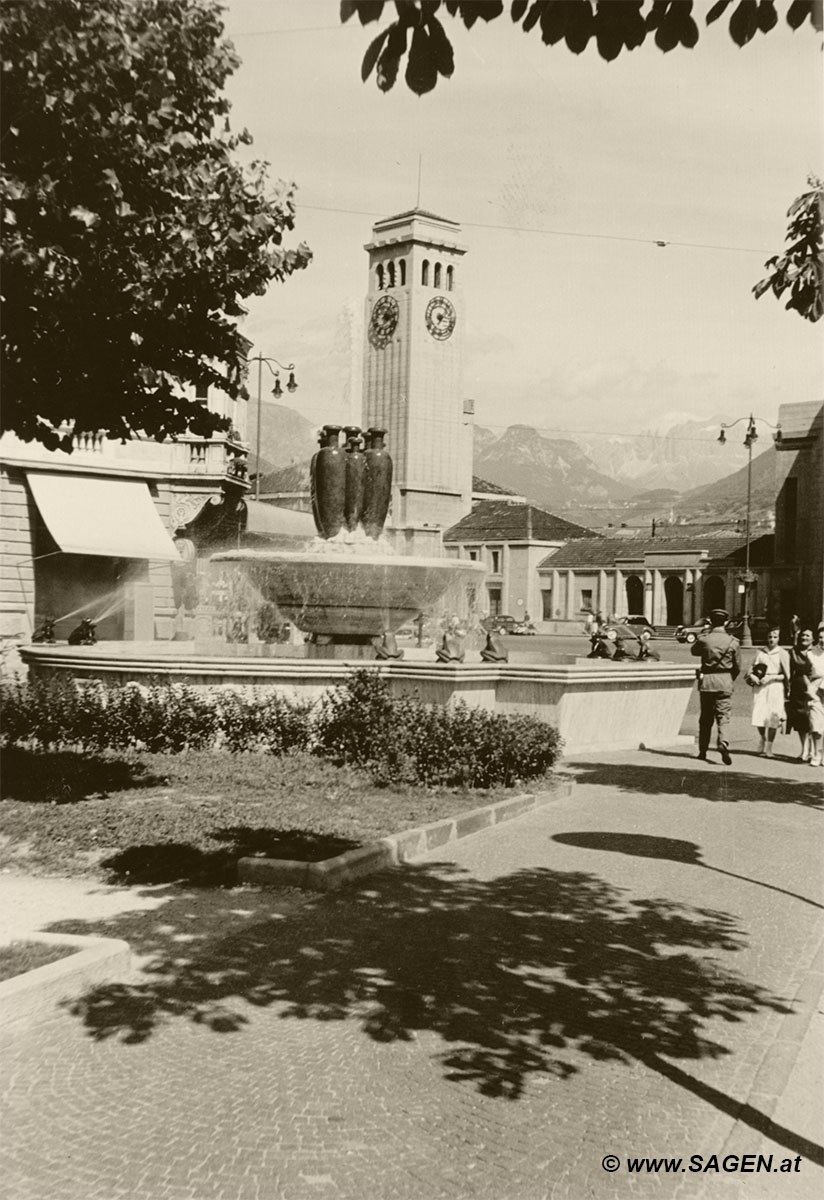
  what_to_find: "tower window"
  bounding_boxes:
[446,265,454,291]
[421,259,429,286]
[399,259,406,286]
[387,261,396,288]
[195,384,209,403]
[434,262,442,288]
[376,264,384,290]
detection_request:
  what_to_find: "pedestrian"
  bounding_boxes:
[691,608,741,764]
[806,624,824,767]
[791,612,801,641]
[637,629,660,661]
[746,625,790,757]
[786,628,814,761]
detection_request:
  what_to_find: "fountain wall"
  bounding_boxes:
[19,644,695,756]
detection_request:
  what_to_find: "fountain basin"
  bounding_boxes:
[19,644,696,756]
[210,550,487,638]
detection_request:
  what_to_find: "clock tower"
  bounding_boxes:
[363,209,473,554]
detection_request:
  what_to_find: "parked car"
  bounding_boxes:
[675,620,711,644]
[482,614,517,634]
[615,614,656,637]
[510,617,537,635]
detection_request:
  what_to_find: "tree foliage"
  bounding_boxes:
[342,0,822,95]
[753,176,823,322]
[0,0,312,449]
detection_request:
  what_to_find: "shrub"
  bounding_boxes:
[0,676,313,758]
[314,669,562,789]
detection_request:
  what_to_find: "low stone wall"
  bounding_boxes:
[20,643,696,755]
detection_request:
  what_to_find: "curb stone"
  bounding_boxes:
[239,773,576,891]
[0,932,132,1033]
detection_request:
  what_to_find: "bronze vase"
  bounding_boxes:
[343,426,366,533]
[362,428,393,539]
[311,425,346,538]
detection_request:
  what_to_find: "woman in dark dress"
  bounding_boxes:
[786,628,814,761]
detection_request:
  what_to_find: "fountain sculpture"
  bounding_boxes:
[211,425,486,658]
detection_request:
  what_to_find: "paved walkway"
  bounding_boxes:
[1,737,822,1200]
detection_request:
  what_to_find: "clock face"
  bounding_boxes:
[425,295,456,341]
[369,294,399,347]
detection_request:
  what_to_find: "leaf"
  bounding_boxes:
[69,206,99,227]
[361,26,390,80]
[756,1,778,33]
[353,1,386,24]
[565,0,595,53]
[376,21,407,90]
[340,0,358,20]
[728,0,759,44]
[511,0,529,19]
[405,25,438,94]
[786,0,813,29]
[427,15,455,76]
[706,0,733,23]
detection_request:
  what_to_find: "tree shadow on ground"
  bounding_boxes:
[52,861,784,1071]
[100,827,360,887]
[50,862,824,1163]
[565,756,823,810]
[0,746,167,804]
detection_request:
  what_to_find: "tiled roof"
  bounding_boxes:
[471,475,519,496]
[444,501,595,543]
[539,533,774,570]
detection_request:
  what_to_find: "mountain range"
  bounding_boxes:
[253,406,775,531]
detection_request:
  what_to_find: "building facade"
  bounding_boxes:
[444,500,595,628]
[536,533,774,631]
[772,401,823,631]
[0,388,250,667]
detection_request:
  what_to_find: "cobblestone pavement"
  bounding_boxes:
[1,719,822,1199]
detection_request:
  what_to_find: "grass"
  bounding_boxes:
[0,745,526,886]
[0,940,77,982]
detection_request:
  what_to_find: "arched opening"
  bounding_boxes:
[387,261,396,288]
[446,265,454,291]
[376,264,384,290]
[664,576,684,626]
[625,575,644,614]
[421,259,429,286]
[399,259,406,285]
[702,574,725,615]
[433,262,442,288]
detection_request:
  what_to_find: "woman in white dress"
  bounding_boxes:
[806,624,824,767]
[748,626,790,757]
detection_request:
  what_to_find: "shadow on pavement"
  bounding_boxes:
[552,831,824,910]
[42,859,823,1165]
[566,756,823,810]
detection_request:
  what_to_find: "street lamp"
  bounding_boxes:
[245,355,298,501]
[717,414,781,647]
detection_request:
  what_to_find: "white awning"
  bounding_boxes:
[26,472,180,560]
[244,500,316,539]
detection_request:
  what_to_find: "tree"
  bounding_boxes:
[341,1,822,96]
[753,176,823,322]
[0,0,311,449]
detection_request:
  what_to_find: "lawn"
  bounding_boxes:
[0,746,519,886]
[0,939,77,982]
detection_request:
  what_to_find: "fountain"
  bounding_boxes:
[210,425,486,658]
[19,425,697,754]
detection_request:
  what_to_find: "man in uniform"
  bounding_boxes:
[691,608,741,764]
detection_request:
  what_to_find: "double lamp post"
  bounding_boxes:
[246,355,298,502]
[717,413,781,647]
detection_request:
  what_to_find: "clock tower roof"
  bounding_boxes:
[365,207,466,254]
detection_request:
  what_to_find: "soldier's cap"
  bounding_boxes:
[709,608,729,623]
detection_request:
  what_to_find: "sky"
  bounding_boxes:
[219,0,823,446]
